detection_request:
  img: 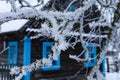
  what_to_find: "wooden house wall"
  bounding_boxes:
[31,39,92,79]
[0,32,24,65]
[0,41,8,64]
[31,39,42,62]
[18,41,24,65]
[31,38,84,67]
[0,20,107,79]
[0,33,102,79]
[0,35,95,79]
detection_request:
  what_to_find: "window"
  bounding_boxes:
[84,43,96,67]
[8,41,18,64]
[42,42,60,71]
[69,6,77,11]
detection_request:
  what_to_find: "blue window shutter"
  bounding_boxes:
[84,43,96,67]
[8,41,18,65]
[23,36,31,80]
[42,42,60,71]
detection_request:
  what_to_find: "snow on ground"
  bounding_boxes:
[106,72,120,80]
[106,52,120,80]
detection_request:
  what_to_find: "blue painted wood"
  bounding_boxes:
[101,41,106,77]
[102,56,106,77]
[8,41,18,65]
[42,42,60,71]
[23,36,31,80]
[69,6,77,11]
[84,43,96,67]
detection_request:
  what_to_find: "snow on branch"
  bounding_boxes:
[0,0,96,24]
[10,51,58,80]
[87,10,120,80]
[0,0,120,80]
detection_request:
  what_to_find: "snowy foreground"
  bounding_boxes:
[0,72,119,80]
[106,72,120,80]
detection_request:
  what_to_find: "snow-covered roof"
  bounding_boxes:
[0,0,50,34]
[0,19,28,33]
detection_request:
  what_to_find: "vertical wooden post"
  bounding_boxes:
[106,58,109,72]
[23,36,31,80]
[102,56,106,77]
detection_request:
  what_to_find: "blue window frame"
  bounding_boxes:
[8,41,18,65]
[84,43,96,67]
[42,42,60,71]
[69,6,77,11]
[102,56,106,77]
[101,40,106,76]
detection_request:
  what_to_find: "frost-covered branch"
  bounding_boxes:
[0,0,120,80]
[0,0,96,24]
[10,49,59,80]
[87,22,120,79]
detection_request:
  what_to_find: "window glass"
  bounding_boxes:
[42,42,60,71]
[84,43,96,67]
[8,41,18,65]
